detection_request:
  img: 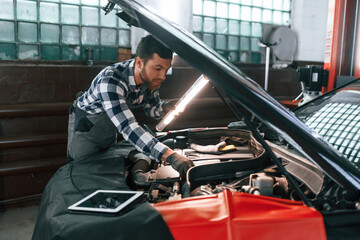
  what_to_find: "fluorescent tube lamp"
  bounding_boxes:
[156,75,209,132]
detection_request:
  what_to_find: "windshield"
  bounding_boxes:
[294,80,360,170]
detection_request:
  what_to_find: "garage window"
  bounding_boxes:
[193,0,291,63]
[0,0,130,62]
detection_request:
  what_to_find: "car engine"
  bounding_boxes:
[126,128,360,212]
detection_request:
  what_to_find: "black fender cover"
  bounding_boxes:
[32,144,173,240]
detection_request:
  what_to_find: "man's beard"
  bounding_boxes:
[139,68,159,91]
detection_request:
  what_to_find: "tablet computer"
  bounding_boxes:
[68,190,144,214]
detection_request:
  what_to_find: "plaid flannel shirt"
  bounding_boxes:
[77,59,168,162]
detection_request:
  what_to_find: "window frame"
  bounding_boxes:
[192,0,292,63]
[0,0,131,63]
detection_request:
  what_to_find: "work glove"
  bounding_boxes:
[190,141,226,154]
[166,153,194,180]
[162,99,178,113]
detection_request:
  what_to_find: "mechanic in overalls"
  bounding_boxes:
[67,35,194,184]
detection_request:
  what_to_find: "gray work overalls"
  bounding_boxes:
[67,100,151,165]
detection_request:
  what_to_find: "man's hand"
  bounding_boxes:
[162,99,177,113]
[166,152,194,180]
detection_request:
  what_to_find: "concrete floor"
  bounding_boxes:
[0,205,38,240]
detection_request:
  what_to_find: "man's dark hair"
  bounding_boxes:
[135,35,173,62]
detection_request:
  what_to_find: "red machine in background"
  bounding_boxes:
[292,0,360,106]
[324,0,360,91]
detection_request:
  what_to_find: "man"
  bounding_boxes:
[67,35,194,182]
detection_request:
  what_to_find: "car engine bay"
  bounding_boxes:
[126,127,360,212]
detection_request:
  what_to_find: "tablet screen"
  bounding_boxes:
[68,190,144,213]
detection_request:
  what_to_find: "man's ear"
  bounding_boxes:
[136,57,144,69]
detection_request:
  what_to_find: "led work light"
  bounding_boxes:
[156,75,209,132]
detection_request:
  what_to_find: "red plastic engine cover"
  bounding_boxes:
[154,190,326,240]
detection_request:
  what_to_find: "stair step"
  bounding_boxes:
[0,157,65,176]
[0,133,67,149]
[0,102,70,118]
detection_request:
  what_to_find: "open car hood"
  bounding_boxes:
[108,0,360,197]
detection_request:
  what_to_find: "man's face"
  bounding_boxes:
[137,53,172,91]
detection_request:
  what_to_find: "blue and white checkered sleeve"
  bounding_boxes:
[97,76,168,162]
[143,90,166,118]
